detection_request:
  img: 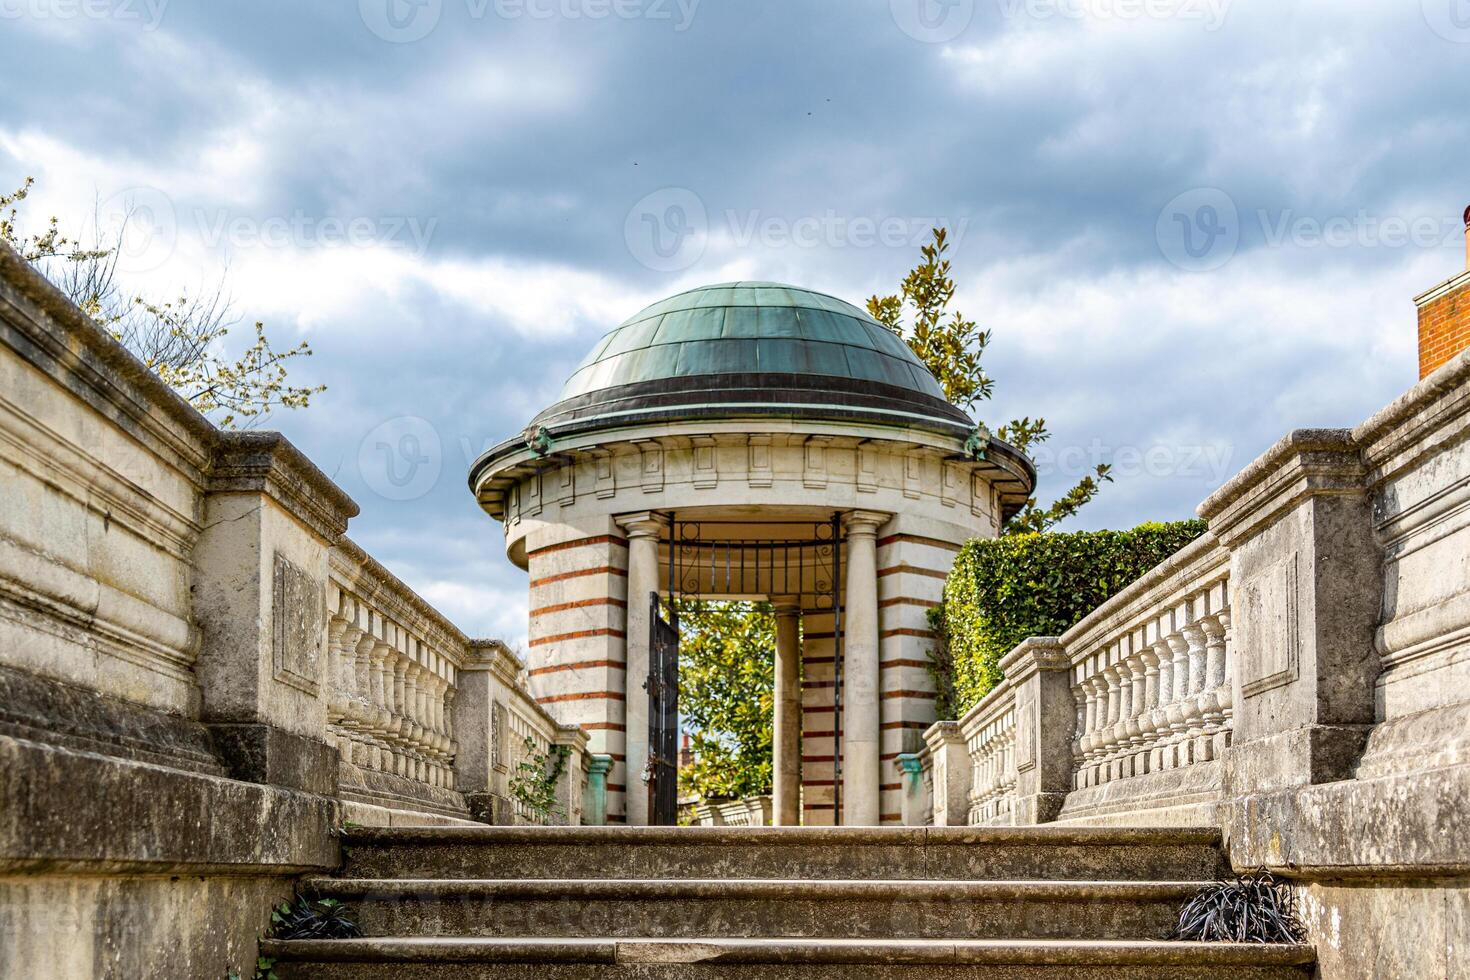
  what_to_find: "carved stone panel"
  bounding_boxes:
[748,435,773,487]
[1240,552,1300,698]
[1015,697,1037,773]
[692,436,718,489]
[273,551,324,695]
[803,436,831,489]
[491,700,507,772]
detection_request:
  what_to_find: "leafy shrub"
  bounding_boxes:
[934,520,1208,716]
[1175,872,1306,943]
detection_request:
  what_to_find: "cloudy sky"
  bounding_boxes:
[3,0,1467,648]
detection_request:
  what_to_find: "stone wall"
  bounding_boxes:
[0,242,588,978]
[910,347,1470,978]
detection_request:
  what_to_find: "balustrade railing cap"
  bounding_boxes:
[998,636,1069,679]
[1197,427,1365,545]
[211,430,360,542]
[922,719,966,751]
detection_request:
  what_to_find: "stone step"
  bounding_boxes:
[339,826,1227,882]
[304,877,1202,941]
[262,937,1316,979]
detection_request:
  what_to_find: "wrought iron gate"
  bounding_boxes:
[647,592,680,825]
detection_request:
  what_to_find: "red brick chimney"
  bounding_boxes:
[1415,205,1470,378]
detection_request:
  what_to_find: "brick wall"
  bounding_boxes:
[1417,271,1470,378]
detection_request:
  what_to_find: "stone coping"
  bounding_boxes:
[1353,346,1470,483]
[212,430,359,542]
[0,240,215,475]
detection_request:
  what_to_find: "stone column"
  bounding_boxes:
[896,754,927,826]
[841,510,887,826]
[772,597,803,826]
[584,754,614,826]
[616,511,669,826]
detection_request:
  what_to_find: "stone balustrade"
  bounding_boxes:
[1067,537,1231,793]
[327,542,462,797]
[687,796,774,827]
[913,535,1234,827]
[963,683,1018,825]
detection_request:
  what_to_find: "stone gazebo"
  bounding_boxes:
[469,283,1034,826]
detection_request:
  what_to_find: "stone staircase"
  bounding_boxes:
[263,826,1316,979]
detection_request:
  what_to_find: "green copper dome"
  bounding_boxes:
[560,282,949,403]
[523,282,973,435]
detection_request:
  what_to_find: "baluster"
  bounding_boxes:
[1148,639,1174,771]
[1181,621,1209,763]
[404,661,424,782]
[443,686,457,790]
[1123,645,1146,776]
[1200,613,1230,753]
[391,651,410,777]
[368,636,394,772]
[1083,674,1109,787]
[1216,610,1234,732]
[324,617,349,753]
[1163,632,1190,769]
[351,628,380,769]
[1138,642,1161,775]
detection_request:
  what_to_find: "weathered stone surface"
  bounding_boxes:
[264,937,1315,979]
[306,876,1200,940]
[339,826,1225,881]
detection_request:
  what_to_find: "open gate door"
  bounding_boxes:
[647,592,680,825]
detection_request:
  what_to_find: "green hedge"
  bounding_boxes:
[931,520,1208,718]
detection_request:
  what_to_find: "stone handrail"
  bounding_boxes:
[1063,533,1232,792]
[327,540,463,793]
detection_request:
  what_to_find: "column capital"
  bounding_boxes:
[841,509,890,537]
[771,596,802,615]
[587,753,614,776]
[615,510,670,540]
[895,752,925,775]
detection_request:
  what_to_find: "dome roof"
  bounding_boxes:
[526,282,973,435]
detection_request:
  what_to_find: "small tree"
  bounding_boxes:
[676,600,775,803]
[868,227,1111,534]
[1,177,323,428]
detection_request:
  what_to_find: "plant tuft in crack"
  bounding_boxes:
[1174,871,1305,943]
[270,894,362,941]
